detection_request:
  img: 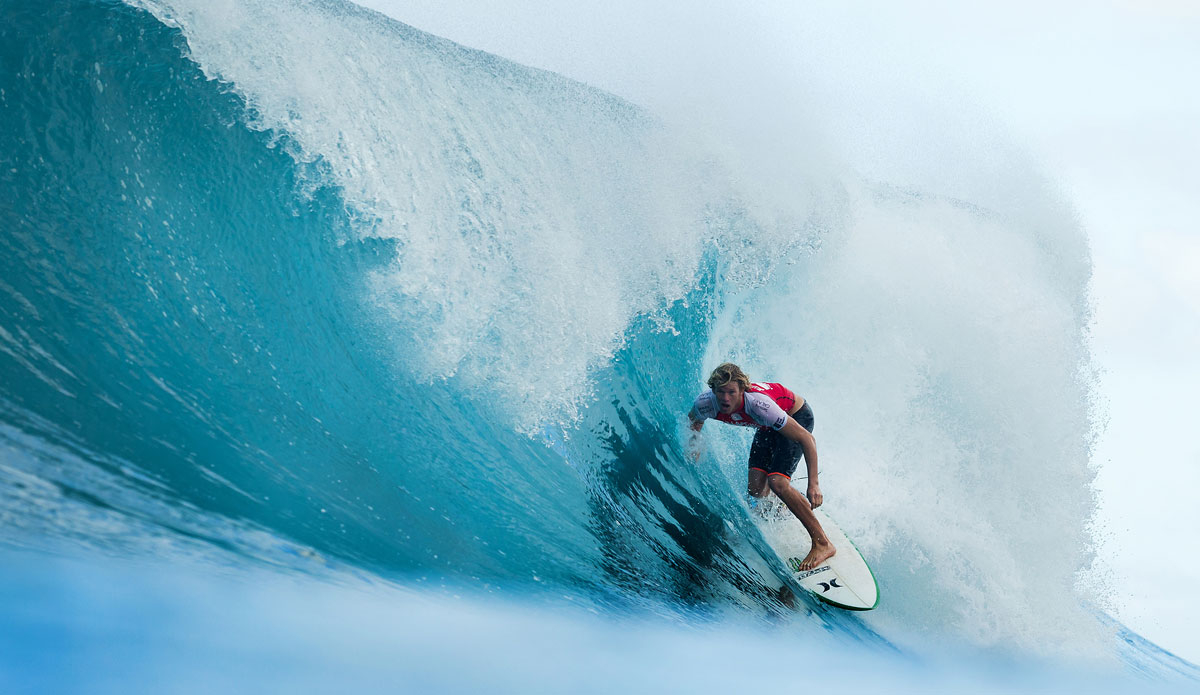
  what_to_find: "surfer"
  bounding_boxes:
[687,362,835,571]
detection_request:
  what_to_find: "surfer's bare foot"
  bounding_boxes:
[798,540,836,571]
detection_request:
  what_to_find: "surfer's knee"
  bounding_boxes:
[766,473,792,494]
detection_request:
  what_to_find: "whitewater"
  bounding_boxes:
[1,0,1196,691]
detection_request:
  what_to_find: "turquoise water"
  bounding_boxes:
[1,0,1197,690]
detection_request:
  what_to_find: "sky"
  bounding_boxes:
[356,0,1200,662]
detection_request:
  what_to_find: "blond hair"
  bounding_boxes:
[707,362,751,391]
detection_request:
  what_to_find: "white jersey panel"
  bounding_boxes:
[692,390,718,420]
[744,392,788,430]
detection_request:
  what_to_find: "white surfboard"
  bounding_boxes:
[753,500,879,611]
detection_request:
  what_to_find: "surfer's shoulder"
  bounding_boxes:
[691,389,717,420]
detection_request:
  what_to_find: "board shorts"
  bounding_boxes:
[748,401,814,479]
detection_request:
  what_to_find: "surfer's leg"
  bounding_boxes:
[767,475,836,570]
[747,468,769,497]
[756,405,832,569]
[765,419,836,571]
[747,429,772,498]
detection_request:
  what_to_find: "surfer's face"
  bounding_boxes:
[714,382,744,414]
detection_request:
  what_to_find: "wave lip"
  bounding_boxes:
[129,0,740,426]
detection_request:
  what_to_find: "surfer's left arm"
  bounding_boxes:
[779,418,822,507]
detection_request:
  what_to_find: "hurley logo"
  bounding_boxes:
[818,578,843,593]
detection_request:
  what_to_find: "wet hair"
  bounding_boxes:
[707,362,751,391]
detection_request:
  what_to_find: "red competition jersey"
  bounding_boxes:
[691,382,796,430]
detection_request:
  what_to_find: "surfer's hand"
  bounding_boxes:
[806,482,823,508]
